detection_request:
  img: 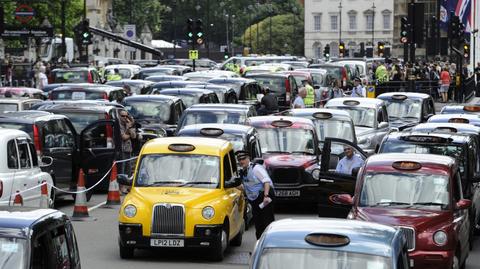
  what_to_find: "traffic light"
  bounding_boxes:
[186,18,194,41]
[448,15,460,41]
[80,19,92,45]
[223,47,229,59]
[377,41,385,56]
[400,17,409,44]
[323,44,330,59]
[195,19,204,45]
[339,42,345,57]
[463,42,470,59]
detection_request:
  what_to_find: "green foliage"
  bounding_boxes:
[2,0,83,37]
[112,0,167,38]
[241,13,304,55]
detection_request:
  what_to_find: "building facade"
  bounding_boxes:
[304,0,394,59]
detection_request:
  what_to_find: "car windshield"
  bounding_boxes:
[218,133,245,152]
[313,119,354,142]
[251,77,285,93]
[380,141,465,174]
[135,154,220,188]
[0,104,19,112]
[0,237,27,269]
[257,248,391,269]
[182,111,246,127]
[60,112,105,132]
[257,128,315,154]
[51,90,107,100]
[385,100,421,121]
[164,94,198,107]
[124,101,171,123]
[330,107,375,128]
[54,70,88,83]
[116,69,132,79]
[0,122,33,137]
[359,172,450,209]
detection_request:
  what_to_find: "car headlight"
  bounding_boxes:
[433,231,448,246]
[124,205,137,218]
[358,137,372,147]
[312,168,320,180]
[202,206,215,220]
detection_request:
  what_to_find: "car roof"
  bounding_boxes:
[429,114,480,122]
[283,108,352,120]
[153,81,204,87]
[326,97,385,109]
[0,129,30,137]
[386,130,471,143]
[178,123,254,136]
[187,104,251,111]
[106,79,154,85]
[413,123,480,134]
[160,88,214,95]
[0,98,40,103]
[249,116,315,129]
[105,64,141,69]
[208,78,256,84]
[246,73,290,78]
[124,94,179,103]
[0,207,63,237]
[141,137,231,156]
[377,92,431,100]
[365,153,455,171]
[261,218,398,257]
[0,111,67,122]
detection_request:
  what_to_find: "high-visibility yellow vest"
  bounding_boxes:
[304,84,315,107]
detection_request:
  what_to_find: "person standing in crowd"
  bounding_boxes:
[106,68,122,81]
[330,79,344,99]
[439,67,451,103]
[302,79,315,108]
[5,61,13,86]
[390,64,402,82]
[236,151,275,240]
[119,110,136,176]
[475,62,480,93]
[351,77,365,97]
[375,62,389,84]
[36,66,48,90]
[293,87,307,108]
[258,87,278,115]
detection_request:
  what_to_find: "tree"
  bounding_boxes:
[241,13,304,56]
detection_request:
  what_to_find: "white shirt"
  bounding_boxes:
[351,85,365,97]
[293,96,305,108]
[335,154,365,175]
[38,73,48,90]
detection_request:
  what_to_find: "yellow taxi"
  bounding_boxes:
[117,137,245,261]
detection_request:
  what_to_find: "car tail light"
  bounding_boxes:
[33,125,42,157]
[87,72,93,83]
[285,79,291,102]
[105,113,114,148]
[342,69,347,87]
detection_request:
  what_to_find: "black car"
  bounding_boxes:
[49,85,125,102]
[148,80,207,94]
[157,88,219,108]
[379,131,480,243]
[244,73,298,110]
[136,67,180,79]
[49,67,102,84]
[0,207,81,268]
[207,78,262,106]
[186,84,238,104]
[123,95,185,138]
[144,75,187,83]
[176,104,257,133]
[377,92,436,130]
[106,79,154,95]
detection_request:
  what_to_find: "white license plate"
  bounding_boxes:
[275,190,300,197]
[150,239,184,247]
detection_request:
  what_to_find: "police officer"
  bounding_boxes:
[351,77,365,97]
[302,79,315,107]
[236,151,274,239]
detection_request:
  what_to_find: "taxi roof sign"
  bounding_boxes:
[448,118,470,124]
[463,106,480,112]
[312,112,333,119]
[434,127,458,133]
[391,94,408,101]
[343,100,360,106]
[200,128,224,137]
[305,233,350,247]
[168,144,196,152]
[271,120,293,128]
[392,161,422,171]
[401,135,451,144]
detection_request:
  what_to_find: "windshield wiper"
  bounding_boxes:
[373,201,410,207]
[184,181,217,185]
[265,151,291,154]
[143,181,187,187]
[411,202,445,206]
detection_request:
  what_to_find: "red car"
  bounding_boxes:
[248,116,320,202]
[331,153,471,269]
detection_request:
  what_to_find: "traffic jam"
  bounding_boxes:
[0,56,478,269]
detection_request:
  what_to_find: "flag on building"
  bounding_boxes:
[440,0,472,32]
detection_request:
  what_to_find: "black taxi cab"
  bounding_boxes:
[428,114,480,128]
[117,137,245,261]
[248,116,321,202]
[377,92,435,130]
[0,207,81,268]
[441,104,480,115]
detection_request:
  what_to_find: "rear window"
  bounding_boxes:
[60,112,105,132]
[0,122,33,137]
[0,103,19,112]
[53,70,88,83]
[249,76,285,93]
[51,90,107,100]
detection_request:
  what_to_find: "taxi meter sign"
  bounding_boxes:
[15,4,35,24]
[189,50,199,60]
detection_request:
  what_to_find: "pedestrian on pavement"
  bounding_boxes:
[351,77,365,97]
[119,110,136,177]
[5,61,13,86]
[36,66,48,90]
[293,87,307,108]
[335,146,365,175]
[475,62,480,94]
[302,79,315,108]
[236,151,274,239]
[439,67,451,103]
[330,79,344,99]
[375,62,389,84]
[258,87,278,115]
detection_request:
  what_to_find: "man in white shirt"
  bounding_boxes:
[351,77,365,98]
[336,146,365,175]
[293,87,307,108]
[37,66,48,90]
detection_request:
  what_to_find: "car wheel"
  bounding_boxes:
[119,240,134,259]
[230,221,244,247]
[210,224,228,261]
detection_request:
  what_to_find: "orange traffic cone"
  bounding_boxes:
[71,169,96,221]
[104,163,121,207]
[39,181,49,208]
[13,191,23,206]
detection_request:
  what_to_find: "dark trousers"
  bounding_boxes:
[120,151,132,176]
[249,190,275,239]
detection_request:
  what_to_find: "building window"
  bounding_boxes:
[314,14,321,31]
[383,13,391,29]
[366,14,373,30]
[330,15,338,31]
[349,14,357,30]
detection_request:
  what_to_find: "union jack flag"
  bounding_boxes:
[455,0,472,32]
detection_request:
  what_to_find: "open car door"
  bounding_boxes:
[79,120,121,193]
[318,137,367,218]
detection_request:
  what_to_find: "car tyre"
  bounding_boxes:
[119,241,134,259]
[230,221,244,247]
[210,224,228,261]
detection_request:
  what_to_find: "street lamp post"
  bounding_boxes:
[292,5,297,55]
[248,5,253,50]
[338,1,342,45]
[372,1,376,48]
[225,14,230,55]
[269,2,273,54]
[232,14,236,56]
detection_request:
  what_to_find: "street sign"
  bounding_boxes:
[189,50,199,60]
[124,24,136,40]
[1,26,53,38]
[14,4,34,24]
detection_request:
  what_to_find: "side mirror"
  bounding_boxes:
[117,174,133,186]
[378,122,389,129]
[40,156,53,168]
[456,199,472,210]
[329,194,353,205]
[225,177,242,188]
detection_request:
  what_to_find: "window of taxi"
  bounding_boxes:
[385,99,421,121]
[257,128,315,155]
[136,154,220,188]
[184,111,246,126]
[257,248,391,269]
[124,101,171,123]
[359,173,450,209]
[314,119,354,142]
[331,107,375,128]
[0,237,27,268]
